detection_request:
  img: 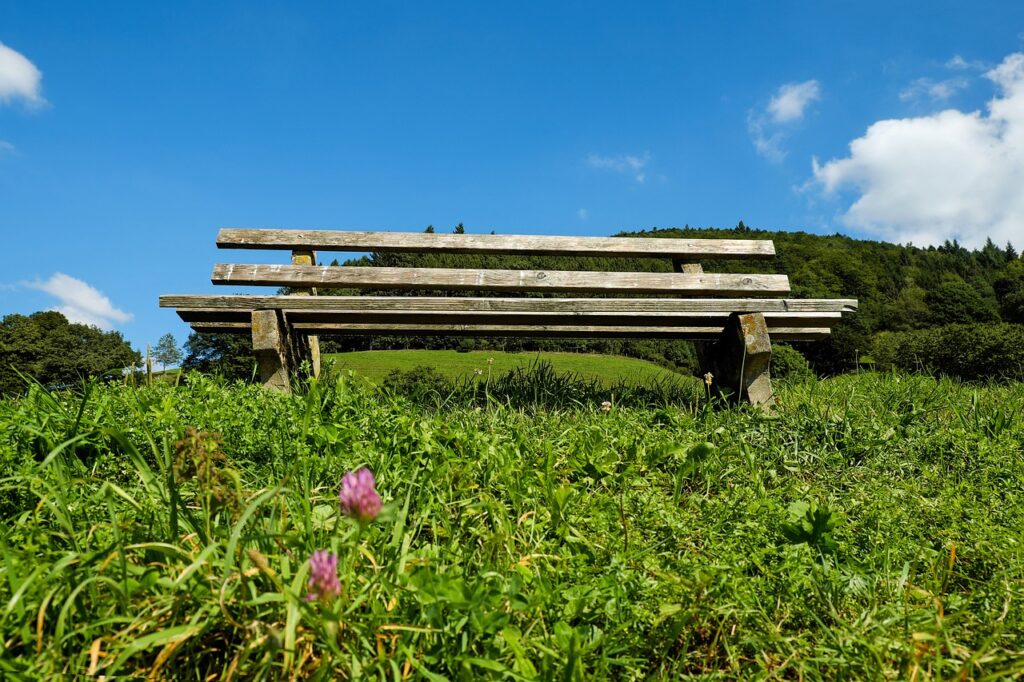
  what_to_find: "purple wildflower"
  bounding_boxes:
[306,550,341,602]
[339,467,382,524]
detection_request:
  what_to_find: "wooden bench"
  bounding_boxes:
[160,228,857,405]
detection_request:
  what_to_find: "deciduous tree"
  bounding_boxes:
[0,311,140,395]
[153,333,183,370]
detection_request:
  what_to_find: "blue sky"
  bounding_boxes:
[2,1,1024,352]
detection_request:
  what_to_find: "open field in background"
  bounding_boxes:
[325,349,687,385]
[1,370,1023,678]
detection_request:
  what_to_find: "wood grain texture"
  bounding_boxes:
[186,320,831,341]
[210,264,791,295]
[216,228,776,260]
[172,307,843,328]
[161,294,858,314]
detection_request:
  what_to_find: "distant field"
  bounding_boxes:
[324,349,686,385]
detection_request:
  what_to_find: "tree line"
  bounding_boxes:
[0,314,188,396]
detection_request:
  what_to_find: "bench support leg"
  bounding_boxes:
[673,259,774,408]
[703,312,775,409]
[252,309,292,393]
[674,260,714,376]
[291,250,321,378]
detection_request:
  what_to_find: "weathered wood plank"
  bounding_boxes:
[211,264,791,295]
[189,322,253,332]
[187,320,830,341]
[161,294,858,314]
[288,311,842,327]
[286,323,830,341]
[217,228,776,260]
[173,307,843,328]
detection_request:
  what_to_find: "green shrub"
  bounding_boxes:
[381,365,454,403]
[770,344,814,380]
[872,323,1024,380]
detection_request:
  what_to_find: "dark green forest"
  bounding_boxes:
[246,223,1019,379]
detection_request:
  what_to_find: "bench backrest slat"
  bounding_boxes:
[217,228,776,260]
[211,264,790,296]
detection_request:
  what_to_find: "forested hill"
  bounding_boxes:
[310,223,1024,374]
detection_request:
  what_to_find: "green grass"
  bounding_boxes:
[325,349,683,385]
[1,370,1023,679]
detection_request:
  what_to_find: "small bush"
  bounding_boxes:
[771,344,814,380]
[381,365,453,403]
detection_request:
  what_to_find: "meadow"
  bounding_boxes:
[324,350,683,385]
[1,365,1023,679]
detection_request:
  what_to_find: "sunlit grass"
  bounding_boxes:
[1,370,1022,678]
[324,349,684,385]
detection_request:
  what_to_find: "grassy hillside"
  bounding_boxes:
[325,349,686,385]
[1,371,1023,678]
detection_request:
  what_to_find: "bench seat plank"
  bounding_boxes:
[216,228,776,260]
[172,308,843,328]
[161,294,856,314]
[185,320,831,341]
[211,264,791,295]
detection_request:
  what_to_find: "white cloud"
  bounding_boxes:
[899,76,969,102]
[812,52,1024,249]
[748,113,787,162]
[750,80,821,161]
[0,42,44,107]
[586,152,650,183]
[0,140,14,155]
[946,55,987,71]
[577,208,589,221]
[27,273,132,330]
[768,80,821,123]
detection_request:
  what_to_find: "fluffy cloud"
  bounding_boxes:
[27,273,132,330]
[750,80,821,162]
[577,207,589,221]
[586,152,650,183]
[813,52,1024,249]
[0,42,44,106]
[768,80,821,123]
